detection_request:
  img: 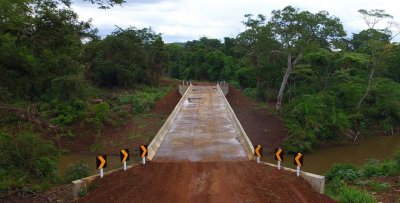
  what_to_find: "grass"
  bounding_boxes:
[325,153,400,202]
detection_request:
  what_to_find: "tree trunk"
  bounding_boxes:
[356,68,375,109]
[276,53,302,110]
[276,53,292,110]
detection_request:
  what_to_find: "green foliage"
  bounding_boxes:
[86,101,111,136]
[43,100,87,126]
[87,27,166,88]
[325,164,360,181]
[0,131,59,193]
[361,159,400,178]
[326,178,376,203]
[367,181,391,192]
[243,88,257,101]
[337,186,376,203]
[283,92,350,152]
[117,87,168,114]
[64,161,90,183]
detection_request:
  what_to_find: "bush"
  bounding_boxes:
[0,131,59,193]
[228,80,241,89]
[283,92,350,152]
[338,186,376,203]
[361,159,384,178]
[325,164,360,181]
[243,88,257,101]
[42,99,86,126]
[361,159,400,178]
[117,87,168,114]
[64,161,90,182]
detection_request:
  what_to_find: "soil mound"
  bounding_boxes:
[226,86,287,152]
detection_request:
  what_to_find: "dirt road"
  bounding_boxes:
[78,161,334,203]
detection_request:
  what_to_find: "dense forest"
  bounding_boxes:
[1,0,400,198]
[166,7,400,153]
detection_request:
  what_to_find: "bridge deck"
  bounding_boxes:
[153,86,248,161]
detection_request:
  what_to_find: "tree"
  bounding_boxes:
[87,27,165,87]
[355,9,399,109]
[269,6,346,109]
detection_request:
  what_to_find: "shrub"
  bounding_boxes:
[283,92,350,152]
[361,159,384,178]
[368,181,391,192]
[0,131,59,193]
[325,164,360,181]
[117,87,168,114]
[338,186,376,203]
[64,161,90,182]
[395,151,400,166]
[228,80,241,89]
[243,88,257,101]
[44,99,86,126]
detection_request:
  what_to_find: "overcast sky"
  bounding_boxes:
[71,0,400,43]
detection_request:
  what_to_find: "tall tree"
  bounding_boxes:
[355,9,399,109]
[269,6,346,109]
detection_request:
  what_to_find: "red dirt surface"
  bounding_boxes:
[226,86,287,152]
[78,161,333,203]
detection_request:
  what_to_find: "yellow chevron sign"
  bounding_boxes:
[275,148,283,161]
[294,153,303,167]
[140,145,148,158]
[120,149,129,162]
[96,155,107,169]
[254,145,262,157]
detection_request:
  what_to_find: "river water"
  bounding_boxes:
[263,135,400,175]
[59,135,400,176]
[58,154,143,176]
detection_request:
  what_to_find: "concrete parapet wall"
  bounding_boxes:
[71,164,138,200]
[217,84,254,160]
[147,84,193,160]
[178,85,189,96]
[219,84,229,96]
[261,162,325,194]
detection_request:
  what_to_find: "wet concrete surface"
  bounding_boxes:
[153,86,248,161]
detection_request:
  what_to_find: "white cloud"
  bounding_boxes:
[72,0,400,42]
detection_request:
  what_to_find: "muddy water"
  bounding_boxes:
[58,154,142,176]
[263,135,400,175]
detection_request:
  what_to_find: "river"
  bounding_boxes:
[263,135,400,175]
[59,135,400,176]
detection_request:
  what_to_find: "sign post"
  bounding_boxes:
[293,152,303,177]
[120,149,129,171]
[96,155,107,178]
[275,148,284,170]
[140,145,148,164]
[254,145,262,163]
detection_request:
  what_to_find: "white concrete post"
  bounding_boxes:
[256,156,260,164]
[278,160,281,170]
[296,166,300,177]
[100,168,104,178]
[142,157,146,164]
[123,161,127,171]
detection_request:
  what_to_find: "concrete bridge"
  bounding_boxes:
[72,83,326,202]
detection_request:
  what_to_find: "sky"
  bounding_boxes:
[71,0,400,43]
